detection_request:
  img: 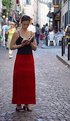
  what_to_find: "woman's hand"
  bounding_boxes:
[30,41,37,51]
[21,40,30,46]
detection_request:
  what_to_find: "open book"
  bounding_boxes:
[16,35,34,45]
[22,36,34,43]
[28,36,34,42]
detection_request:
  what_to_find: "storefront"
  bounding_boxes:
[52,0,60,31]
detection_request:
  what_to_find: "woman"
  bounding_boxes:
[10,15,37,111]
[7,22,16,58]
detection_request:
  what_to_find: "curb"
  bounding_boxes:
[56,55,70,67]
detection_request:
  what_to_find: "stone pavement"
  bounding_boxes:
[42,45,70,67]
[56,47,70,67]
[0,46,70,121]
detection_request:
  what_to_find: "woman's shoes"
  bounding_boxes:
[23,104,32,112]
[16,107,24,112]
[16,104,32,112]
[26,107,32,112]
[16,104,24,112]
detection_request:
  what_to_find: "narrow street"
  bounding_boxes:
[0,46,70,121]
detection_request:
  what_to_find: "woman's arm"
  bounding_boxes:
[30,41,37,51]
[28,32,37,51]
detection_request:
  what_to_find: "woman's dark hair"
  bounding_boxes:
[21,15,31,23]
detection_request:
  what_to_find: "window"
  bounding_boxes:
[23,0,31,4]
[53,0,59,4]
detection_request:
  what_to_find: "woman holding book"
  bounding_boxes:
[10,15,37,111]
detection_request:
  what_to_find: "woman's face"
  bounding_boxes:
[10,24,15,28]
[22,20,30,30]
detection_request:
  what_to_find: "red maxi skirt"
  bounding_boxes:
[12,54,36,104]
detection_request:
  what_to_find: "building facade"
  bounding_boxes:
[61,0,70,28]
[52,0,61,31]
[19,0,53,27]
[19,0,38,24]
[11,0,54,27]
[38,1,49,28]
[52,0,70,30]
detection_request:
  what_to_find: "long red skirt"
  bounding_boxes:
[12,54,36,104]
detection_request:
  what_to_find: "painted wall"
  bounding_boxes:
[38,2,49,28]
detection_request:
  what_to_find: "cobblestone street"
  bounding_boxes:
[0,46,70,121]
